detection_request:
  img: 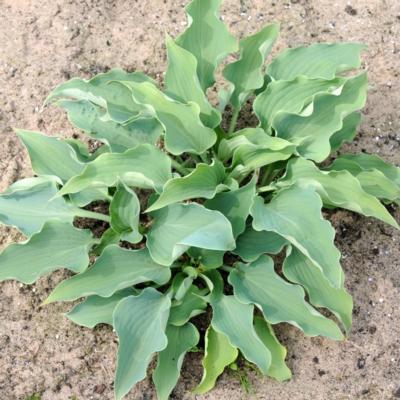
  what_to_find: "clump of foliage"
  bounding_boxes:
[1,0,399,398]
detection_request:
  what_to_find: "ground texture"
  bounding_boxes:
[0,0,399,399]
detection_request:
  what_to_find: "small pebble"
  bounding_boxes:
[357,358,366,369]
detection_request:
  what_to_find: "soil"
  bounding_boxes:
[0,0,399,399]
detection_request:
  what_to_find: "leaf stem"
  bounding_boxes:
[228,108,240,134]
[220,265,234,273]
[171,158,189,175]
[199,152,210,164]
[74,208,111,223]
[260,164,274,186]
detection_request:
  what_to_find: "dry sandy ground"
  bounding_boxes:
[0,0,400,399]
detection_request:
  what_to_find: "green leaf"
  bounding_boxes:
[267,42,367,80]
[251,186,343,288]
[177,0,238,90]
[329,153,400,184]
[328,153,400,203]
[16,130,110,207]
[16,129,84,181]
[223,23,279,108]
[46,68,153,123]
[169,285,207,326]
[146,159,227,212]
[147,203,235,266]
[219,128,296,172]
[93,227,121,256]
[229,255,343,340]
[0,177,76,236]
[273,73,368,162]
[153,323,199,400]
[205,176,256,238]
[165,35,221,128]
[209,270,272,374]
[58,99,162,152]
[253,316,291,381]
[66,288,136,328]
[110,182,142,243]
[58,144,172,196]
[283,247,352,333]
[69,186,110,208]
[187,248,224,270]
[120,81,217,155]
[45,245,170,303]
[0,221,93,284]
[278,158,399,228]
[253,77,345,131]
[329,112,362,152]
[233,225,287,262]
[193,327,238,394]
[113,288,171,400]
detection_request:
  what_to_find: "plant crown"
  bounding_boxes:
[1,0,399,399]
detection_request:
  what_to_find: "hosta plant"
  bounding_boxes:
[1,0,399,398]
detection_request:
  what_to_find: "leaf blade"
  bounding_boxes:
[251,186,343,288]
[177,0,238,90]
[165,35,221,128]
[283,247,352,333]
[0,221,93,284]
[58,144,172,196]
[223,23,279,108]
[146,159,226,212]
[153,323,199,400]
[193,327,238,394]
[147,203,235,266]
[45,245,170,303]
[267,42,367,80]
[113,288,171,400]
[66,288,136,328]
[229,255,343,340]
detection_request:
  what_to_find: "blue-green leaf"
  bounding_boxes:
[46,68,153,123]
[205,176,256,238]
[45,245,170,303]
[16,129,84,181]
[0,221,93,284]
[58,144,172,196]
[113,288,171,400]
[177,0,238,90]
[277,157,398,228]
[165,35,221,128]
[0,177,76,236]
[110,182,142,243]
[66,288,136,328]
[229,256,343,340]
[209,271,271,374]
[251,187,343,288]
[146,159,227,212]
[169,285,207,326]
[120,81,217,155]
[233,225,287,262]
[267,43,367,80]
[283,247,352,333]
[147,203,235,266]
[254,77,345,131]
[223,23,279,108]
[58,99,162,152]
[254,316,291,381]
[273,73,368,162]
[153,323,199,400]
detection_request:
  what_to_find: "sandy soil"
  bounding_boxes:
[0,0,399,399]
